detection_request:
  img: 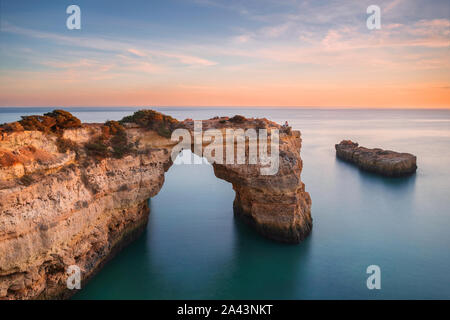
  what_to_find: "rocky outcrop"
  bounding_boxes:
[335,140,417,176]
[0,124,174,299]
[0,110,311,299]
[189,117,311,244]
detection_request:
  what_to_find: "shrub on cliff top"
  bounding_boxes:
[84,120,134,159]
[43,110,82,130]
[1,109,81,133]
[102,120,125,139]
[229,115,246,124]
[120,110,178,138]
[19,115,55,132]
[0,121,24,133]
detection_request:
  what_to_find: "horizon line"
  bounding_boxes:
[1,105,450,110]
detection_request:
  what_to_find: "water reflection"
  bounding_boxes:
[207,217,314,299]
[335,156,417,191]
[70,108,450,299]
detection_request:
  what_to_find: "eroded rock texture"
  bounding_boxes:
[189,117,312,243]
[335,140,417,176]
[0,111,311,299]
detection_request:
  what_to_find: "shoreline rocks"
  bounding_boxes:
[0,110,312,299]
[335,140,417,176]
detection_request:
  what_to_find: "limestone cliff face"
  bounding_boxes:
[0,125,174,299]
[0,112,311,299]
[201,120,311,243]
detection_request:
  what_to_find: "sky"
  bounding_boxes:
[0,0,449,108]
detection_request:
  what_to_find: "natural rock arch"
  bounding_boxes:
[0,113,311,299]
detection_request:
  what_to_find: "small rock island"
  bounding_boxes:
[335,140,417,176]
[0,110,312,299]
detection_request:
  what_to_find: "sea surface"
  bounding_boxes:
[1,107,449,299]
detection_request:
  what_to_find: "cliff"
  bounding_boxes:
[0,110,311,299]
[335,140,417,176]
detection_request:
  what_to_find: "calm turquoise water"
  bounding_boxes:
[1,107,449,299]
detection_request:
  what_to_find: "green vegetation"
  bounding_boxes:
[120,109,179,138]
[255,120,267,131]
[229,115,246,124]
[42,110,82,130]
[104,120,134,159]
[0,109,81,134]
[20,174,34,186]
[102,120,124,138]
[1,110,176,164]
[111,131,134,159]
[156,123,172,138]
[56,137,79,153]
[85,138,110,158]
[0,122,24,133]
[85,120,134,159]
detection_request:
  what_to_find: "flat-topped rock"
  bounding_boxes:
[335,140,417,176]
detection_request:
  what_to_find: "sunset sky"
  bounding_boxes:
[0,0,449,108]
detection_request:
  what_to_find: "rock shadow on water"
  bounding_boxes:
[335,155,417,192]
[200,216,314,299]
[73,147,314,300]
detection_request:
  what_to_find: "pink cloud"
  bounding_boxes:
[128,48,147,57]
[383,0,405,13]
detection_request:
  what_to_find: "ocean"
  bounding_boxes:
[1,107,449,299]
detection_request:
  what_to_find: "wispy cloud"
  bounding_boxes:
[128,48,146,57]
[384,0,405,13]
[0,0,449,107]
[1,21,217,68]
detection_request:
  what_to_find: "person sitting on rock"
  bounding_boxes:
[281,121,291,134]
